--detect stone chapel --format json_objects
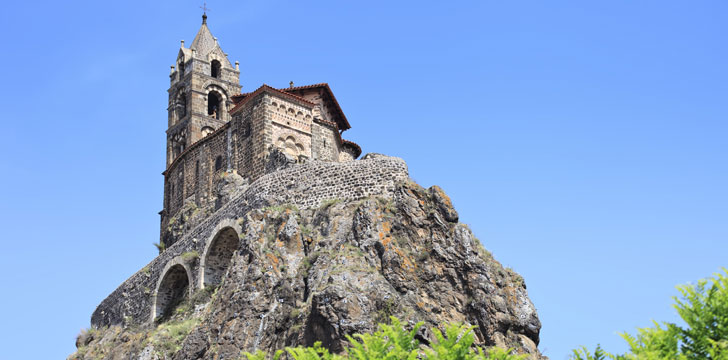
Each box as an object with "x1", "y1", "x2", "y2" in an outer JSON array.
[{"x1": 161, "y1": 13, "x2": 361, "y2": 248}]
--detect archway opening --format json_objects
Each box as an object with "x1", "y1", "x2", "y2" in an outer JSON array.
[
  {"x1": 211, "y1": 60, "x2": 221, "y2": 78},
  {"x1": 154, "y1": 264, "x2": 189, "y2": 320},
  {"x1": 208, "y1": 91, "x2": 222, "y2": 119},
  {"x1": 203, "y1": 227, "x2": 238, "y2": 287}
]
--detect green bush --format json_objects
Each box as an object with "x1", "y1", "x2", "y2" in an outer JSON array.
[
  {"x1": 572, "y1": 268, "x2": 728, "y2": 360},
  {"x1": 243, "y1": 317, "x2": 525, "y2": 360}
]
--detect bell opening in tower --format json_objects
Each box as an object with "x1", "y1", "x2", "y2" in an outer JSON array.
[{"x1": 207, "y1": 91, "x2": 222, "y2": 119}]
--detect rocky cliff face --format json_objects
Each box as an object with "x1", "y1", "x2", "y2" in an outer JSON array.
[{"x1": 71, "y1": 178, "x2": 543, "y2": 359}]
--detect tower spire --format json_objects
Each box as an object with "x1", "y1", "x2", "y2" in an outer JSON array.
[{"x1": 200, "y1": 2, "x2": 210, "y2": 24}]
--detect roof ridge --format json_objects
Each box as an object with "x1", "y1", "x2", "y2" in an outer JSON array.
[{"x1": 229, "y1": 84, "x2": 316, "y2": 114}]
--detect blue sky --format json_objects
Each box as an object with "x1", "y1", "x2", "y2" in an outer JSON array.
[{"x1": 0, "y1": 1, "x2": 726, "y2": 359}]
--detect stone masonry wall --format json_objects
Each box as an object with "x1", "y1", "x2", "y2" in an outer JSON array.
[
  {"x1": 270, "y1": 97, "x2": 315, "y2": 160},
  {"x1": 311, "y1": 121, "x2": 340, "y2": 162},
  {"x1": 162, "y1": 91, "x2": 353, "y2": 246},
  {"x1": 92, "y1": 155, "x2": 409, "y2": 328}
]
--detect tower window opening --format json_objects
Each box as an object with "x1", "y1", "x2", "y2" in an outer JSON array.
[
  {"x1": 208, "y1": 91, "x2": 222, "y2": 119},
  {"x1": 211, "y1": 60, "x2": 221, "y2": 78},
  {"x1": 178, "y1": 60, "x2": 185, "y2": 80}
]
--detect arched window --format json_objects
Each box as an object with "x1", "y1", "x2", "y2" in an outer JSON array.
[
  {"x1": 211, "y1": 60, "x2": 221, "y2": 78},
  {"x1": 154, "y1": 264, "x2": 189, "y2": 320},
  {"x1": 171, "y1": 132, "x2": 186, "y2": 159},
  {"x1": 202, "y1": 227, "x2": 238, "y2": 287},
  {"x1": 208, "y1": 91, "x2": 222, "y2": 119}
]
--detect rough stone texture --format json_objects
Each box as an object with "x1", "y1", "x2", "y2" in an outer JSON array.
[
  {"x1": 92, "y1": 155, "x2": 409, "y2": 327},
  {"x1": 264, "y1": 147, "x2": 297, "y2": 174},
  {"x1": 75, "y1": 168, "x2": 544, "y2": 359}
]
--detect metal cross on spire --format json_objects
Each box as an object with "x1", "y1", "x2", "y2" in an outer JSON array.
[{"x1": 200, "y1": 2, "x2": 210, "y2": 24}]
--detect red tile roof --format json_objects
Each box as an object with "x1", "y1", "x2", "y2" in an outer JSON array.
[
  {"x1": 229, "y1": 84, "x2": 315, "y2": 114},
  {"x1": 342, "y1": 139, "x2": 362, "y2": 158}
]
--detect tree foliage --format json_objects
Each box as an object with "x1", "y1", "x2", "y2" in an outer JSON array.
[
  {"x1": 572, "y1": 268, "x2": 728, "y2": 360},
  {"x1": 243, "y1": 317, "x2": 526, "y2": 360}
]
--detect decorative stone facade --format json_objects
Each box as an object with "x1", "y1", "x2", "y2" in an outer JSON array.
[{"x1": 166, "y1": 16, "x2": 242, "y2": 167}]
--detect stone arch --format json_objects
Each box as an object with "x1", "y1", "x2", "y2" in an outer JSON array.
[
  {"x1": 152, "y1": 260, "x2": 193, "y2": 321},
  {"x1": 277, "y1": 135, "x2": 305, "y2": 158},
  {"x1": 203, "y1": 82, "x2": 229, "y2": 95},
  {"x1": 204, "y1": 84, "x2": 228, "y2": 119},
  {"x1": 200, "y1": 220, "x2": 242, "y2": 288}
]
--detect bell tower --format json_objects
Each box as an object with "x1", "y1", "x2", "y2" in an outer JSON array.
[{"x1": 166, "y1": 13, "x2": 242, "y2": 167}]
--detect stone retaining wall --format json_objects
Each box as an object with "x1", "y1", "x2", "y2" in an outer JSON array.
[{"x1": 91, "y1": 155, "x2": 409, "y2": 327}]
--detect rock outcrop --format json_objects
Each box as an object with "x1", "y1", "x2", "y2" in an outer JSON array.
[{"x1": 71, "y1": 158, "x2": 543, "y2": 360}]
